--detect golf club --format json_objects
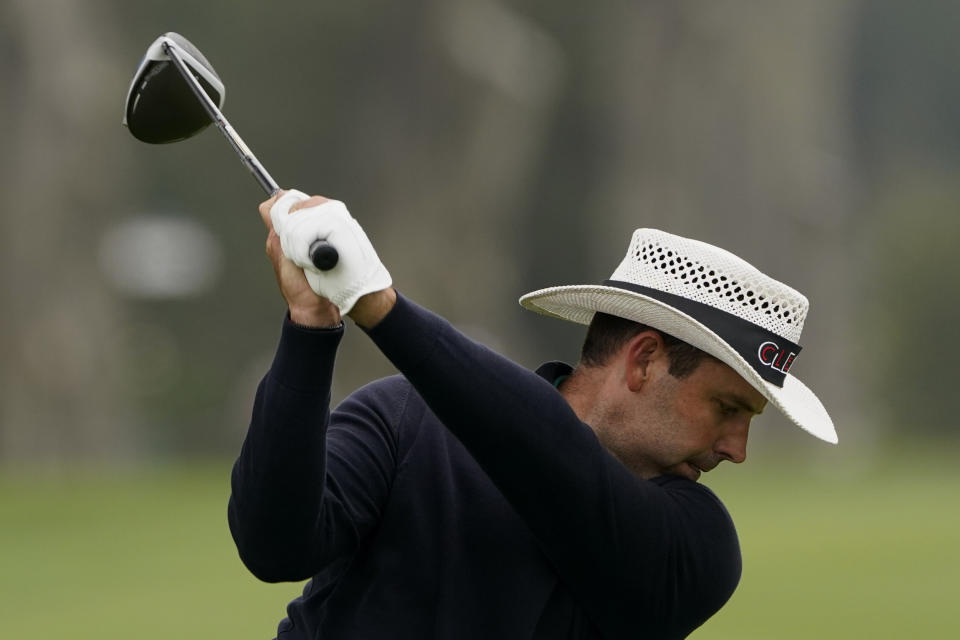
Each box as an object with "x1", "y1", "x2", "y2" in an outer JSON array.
[{"x1": 123, "y1": 32, "x2": 338, "y2": 271}]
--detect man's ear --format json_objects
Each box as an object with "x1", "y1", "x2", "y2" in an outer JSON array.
[{"x1": 624, "y1": 331, "x2": 665, "y2": 392}]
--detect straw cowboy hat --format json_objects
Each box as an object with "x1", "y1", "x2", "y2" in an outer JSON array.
[{"x1": 520, "y1": 228, "x2": 837, "y2": 444}]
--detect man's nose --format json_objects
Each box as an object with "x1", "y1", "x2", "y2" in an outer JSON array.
[{"x1": 716, "y1": 421, "x2": 749, "y2": 464}]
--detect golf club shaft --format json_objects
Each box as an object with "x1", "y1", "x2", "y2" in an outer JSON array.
[
  {"x1": 161, "y1": 40, "x2": 279, "y2": 196},
  {"x1": 160, "y1": 38, "x2": 339, "y2": 271}
]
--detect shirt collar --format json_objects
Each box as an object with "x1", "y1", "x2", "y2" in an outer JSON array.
[{"x1": 535, "y1": 361, "x2": 574, "y2": 387}]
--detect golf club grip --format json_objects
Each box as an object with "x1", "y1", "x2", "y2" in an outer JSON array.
[{"x1": 310, "y1": 239, "x2": 339, "y2": 271}]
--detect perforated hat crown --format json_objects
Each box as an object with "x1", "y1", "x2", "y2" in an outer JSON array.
[
  {"x1": 520, "y1": 228, "x2": 836, "y2": 444},
  {"x1": 615, "y1": 230, "x2": 808, "y2": 340}
]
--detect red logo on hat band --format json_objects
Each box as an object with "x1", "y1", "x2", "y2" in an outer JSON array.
[{"x1": 758, "y1": 341, "x2": 797, "y2": 375}]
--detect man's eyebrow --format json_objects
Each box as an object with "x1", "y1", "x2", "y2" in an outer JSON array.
[{"x1": 719, "y1": 392, "x2": 765, "y2": 415}]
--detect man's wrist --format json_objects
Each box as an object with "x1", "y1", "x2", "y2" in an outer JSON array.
[
  {"x1": 289, "y1": 304, "x2": 342, "y2": 329},
  {"x1": 348, "y1": 288, "x2": 397, "y2": 329}
]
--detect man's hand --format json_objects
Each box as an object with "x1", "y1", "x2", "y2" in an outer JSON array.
[
  {"x1": 260, "y1": 191, "x2": 342, "y2": 327},
  {"x1": 259, "y1": 191, "x2": 396, "y2": 328}
]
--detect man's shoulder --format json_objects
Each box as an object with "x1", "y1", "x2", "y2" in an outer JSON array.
[
  {"x1": 650, "y1": 475, "x2": 736, "y2": 525},
  {"x1": 338, "y1": 374, "x2": 416, "y2": 414},
  {"x1": 649, "y1": 475, "x2": 740, "y2": 562},
  {"x1": 334, "y1": 375, "x2": 435, "y2": 433},
  {"x1": 647, "y1": 475, "x2": 742, "y2": 619},
  {"x1": 651, "y1": 474, "x2": 727, "y2": 500},
  {"x1": 352, "y1": 373, "x2": 413, "y2": 398}
]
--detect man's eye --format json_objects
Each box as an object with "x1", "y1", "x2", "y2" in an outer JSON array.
[{"x1": 716, "y1": 401, "x2": 738, "y2": 417}]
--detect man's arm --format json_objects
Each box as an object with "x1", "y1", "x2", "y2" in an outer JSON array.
[
  {"x1": 227, "y1": 317, "x2": 403, "y2": 583},
  {"x1": 363, "y1": 294, "x2": 740, "y2": 638},
  {"x1": 227, "y1": 195, "x2": 398, "y2": 583},
  {"x1": 259, "y1": 191, "x2": 738, "y2": 634}
]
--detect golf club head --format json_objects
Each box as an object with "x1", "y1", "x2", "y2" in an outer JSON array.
[{"x1": 123, "y1": 32, "x2": 225, "y2": 144}]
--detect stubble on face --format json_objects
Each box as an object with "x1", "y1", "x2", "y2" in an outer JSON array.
[
  {"x1": 589, "y1": 370, "x2": 683, "y2": 479},
  {"x1": 591, "y1": 360, "x2": 760, "y2": 481}
]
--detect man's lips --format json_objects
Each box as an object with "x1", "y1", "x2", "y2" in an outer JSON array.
[
  {"x1": 664, "y1": 461, "x2": 717, "y2": 482},
  {"x1": 685, "y1": 461, "x2": 719, "y2": 481}
]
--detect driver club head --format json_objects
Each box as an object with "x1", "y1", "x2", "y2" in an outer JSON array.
[
  {"x1": 123, "y1": 32, "x2": 225, "y2": 144},
  {"x1": 123, "y1": 32, "x2": 339, "y2": 271}
]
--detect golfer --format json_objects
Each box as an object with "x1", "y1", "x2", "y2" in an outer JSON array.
[{"x1": 229, "y1": 190, "x2": 837, "y2": 639}]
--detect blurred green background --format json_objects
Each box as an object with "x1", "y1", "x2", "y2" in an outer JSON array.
[{"x1": 1, "y1": 0, "x2": 958, "y2": 637}]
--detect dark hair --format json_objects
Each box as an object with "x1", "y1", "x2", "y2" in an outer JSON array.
[{"x1": 579, "y1": 312, "x2": 708, "y2": 378}]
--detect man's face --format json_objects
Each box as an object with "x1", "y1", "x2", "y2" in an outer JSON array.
[{"x1": 597, "y1": 355, "x2": 767, "y2": 481}]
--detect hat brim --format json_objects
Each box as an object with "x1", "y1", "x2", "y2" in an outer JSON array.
[{"x1": 520, "y1": 285, "x2": 837, "y2": 444}]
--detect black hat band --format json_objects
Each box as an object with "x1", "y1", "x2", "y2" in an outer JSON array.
[{"x1": 604, "y1": 280, "x2": 802, "y2": 387}]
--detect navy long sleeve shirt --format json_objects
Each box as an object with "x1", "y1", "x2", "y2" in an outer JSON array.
[{"x1": 228, "y1": 294, "x2": 741, "y2": 639}]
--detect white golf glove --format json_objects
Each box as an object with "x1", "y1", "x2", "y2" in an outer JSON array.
[{"x1": 270, "y1": 189, "x2": 392, "y2": 315}]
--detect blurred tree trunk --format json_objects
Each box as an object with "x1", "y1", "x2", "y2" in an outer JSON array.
[
  {"x1": 371, "y1": 0, "x2": 565, "y2": 328},
  {"x1": 608, "y1": 1, "x2": 862, "y2": 444},
  {"x1": 521, "y1": 1, "x2": 863, "y2": 444},
  {"x1": 0, "y1": 0, "x2": 871, "y2": 461},
  {"x1": 0, "y1": 0, "x2": 135, "y2": 464}
]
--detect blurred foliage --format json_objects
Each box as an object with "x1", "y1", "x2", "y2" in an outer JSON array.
[
  {"x1": 2, "y1": 1, "x2": 959, "y2": 637},
  {"x1": 851, "y1": 0, "x2": 960, "y2": 176},
  {"x1": 0, "y1": 0, "x2": 954, "y2": 455},
  {"x1": 861, "y1": 179, "x2": 960, "y2": 434},
  {"x1": 850, "y1": 0, "x2": 960, "y2": 435}
]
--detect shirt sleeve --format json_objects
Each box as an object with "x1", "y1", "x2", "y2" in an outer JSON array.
[
  {"x1": 364, "y1": 294, "x2": 741, "y2": 638},
  {"x1": 227, "y1": 315, "x2": 405, "y2": 583}
]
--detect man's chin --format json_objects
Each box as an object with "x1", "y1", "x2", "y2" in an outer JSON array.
[{"x1": 663, "y1": 462, "x2": 702, "y2": 482}]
